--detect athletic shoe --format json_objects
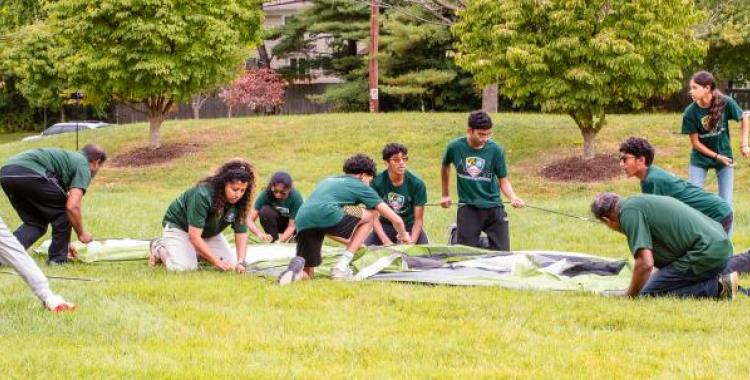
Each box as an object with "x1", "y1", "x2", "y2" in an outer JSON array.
[
  {"x1": 277, "y1": 257, "x2": 305, "y2": 286},
  {"x1": 330, "y1": 267, "x2": 353, "y2": 281},
  {"x1": 149, "y1": 238, "x2": 166, "y2": 268},
  {"x1": 45, "y1": 295, "x2": 75, "y2": 313},
  {"x1": 719, "y1": 272, "x2": 738, "y2": 300}
]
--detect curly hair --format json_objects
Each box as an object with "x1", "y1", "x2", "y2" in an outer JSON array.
[
  {"x1": 692, "y1": 71, "x2": 726, "y2": 132},
  {"x1": 619, "y1": 137, "x2": 654, "y2": 166},
  {"x1": 468, "y1": 110, "x2": 493, "y2": 130},
  {"x1": 265, "y1": 171, "x2": 293, "y2": 199},
  {"x1": 382, "y1": 143, "x2": 408, "y2": 161},
  {"x1": 343, "y1": 154, "x2": 377, "y2": 177},
  {"x1": 591, "y1": 192, "x2": 621, "y2": 221},
  {"x1": 198, "y1": 159, "x2": 256, "y2": 222}
]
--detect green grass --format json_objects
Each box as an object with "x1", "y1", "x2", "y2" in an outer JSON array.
[{"x1": 1, "y1": 113, "x2": 748, "y2": 378}]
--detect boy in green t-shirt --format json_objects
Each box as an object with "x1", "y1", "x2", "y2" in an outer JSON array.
[
  {"x1": 440, "y1": 110, "x2": 524, "y2": 251},
  {"x1": 365, "y1": 143, "x2": 428, "y2": 246},
  {"x1": 591, "y1": 192, "x2": 738, "y2": 299},
  {"x1": 277, "y1": 154, "x2": 411, "y2": 284}
]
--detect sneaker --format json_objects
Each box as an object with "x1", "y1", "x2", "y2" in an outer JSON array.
[
  {"x1": 719, "y1": 272, "x2": 738, "y2": 300},
  {"x1": 149, "y1": 238, "x2": 166, "y2": 268},
  {"x1": 330, "y1": 267, "x2": 353, "y2": 281},
  {"x1": 45, "y1": 295, "x2": 75, "y2": 313},
  {"x1": 277, "y1": 257, "x2": 305, "y2": 286}
]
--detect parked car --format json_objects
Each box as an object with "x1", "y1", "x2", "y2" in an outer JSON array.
[{"x1": 21, "y1": 121, "x2": 112, "y2": 142}]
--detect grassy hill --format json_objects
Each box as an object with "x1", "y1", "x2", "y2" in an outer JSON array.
[{"x1": 0, "y1": 113, "x2": 748, "y2": 377}]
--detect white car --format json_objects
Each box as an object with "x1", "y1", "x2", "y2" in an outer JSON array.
[{"x1": 22, "y1": 121, "x2": 112, "y2": 142}]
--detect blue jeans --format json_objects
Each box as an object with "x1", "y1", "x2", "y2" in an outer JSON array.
[
  {"x1": 688, "y1": 164, "x2": 734, "y2": 208},
  {"x1": 640, "y1": 262, "x2": 725, "y2": 298}
]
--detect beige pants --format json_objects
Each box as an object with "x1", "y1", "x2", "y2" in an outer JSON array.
[{"x1": 162, "y1": 226, "x2": 236, "y2": 271}]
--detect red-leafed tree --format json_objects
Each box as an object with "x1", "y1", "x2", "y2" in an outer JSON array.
[{"x1": 219, "y1": 68, "x2": 287, "y2": 117}]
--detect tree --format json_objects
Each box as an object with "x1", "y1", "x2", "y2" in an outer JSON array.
[
  {"x1": 453, "y1": 0, "x2": 706, "y2": 159},
  {"x1": 219, "y1": 68, "x2": 287, "y2": 117},
  {"x1": 697, "y1": 0, "x2": 750, "y2": 83},
  {"x1": 47, "y1": 0, "x2": 264, "y2": 149}
]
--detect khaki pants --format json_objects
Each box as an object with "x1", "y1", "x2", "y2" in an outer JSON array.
[
  {"x1": 162, "y1": 226, "x2": 236, "y2": 271},
  {"x1": 0, "y1": 216, "x2": 55, "y2": 304}
]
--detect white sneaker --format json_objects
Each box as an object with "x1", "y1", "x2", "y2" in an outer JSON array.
[
  {"x1": 44, "y1": 295, "x2": 75, "y2": 313},
  {"x1": 330, "y1": 267, "x2": 353, "y2": 281}
]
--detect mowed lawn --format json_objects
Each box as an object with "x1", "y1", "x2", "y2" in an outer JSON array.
[{"x1": 1, "y1": 113, "x2": 748, "y2": 378}]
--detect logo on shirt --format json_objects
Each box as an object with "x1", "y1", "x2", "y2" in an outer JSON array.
[
  {"x1": 275, "y1": 206, "x2": 290, "y2": 217},
  {"x1": 465, "y1": 157, "x2": 486, "y2": 178},
  {"x1": 387, "y1": 192, "x2": 406, "y2": 212},
  {"x1": 699, "y1": 114, "x2": 725, "y2": 138},
  {"x1": 224, "y1": 209, "x2": 236, "y2": 223}
]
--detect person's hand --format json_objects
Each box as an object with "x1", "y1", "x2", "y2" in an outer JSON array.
[
  {"x1": 78, "y1": 231, "x2": 94, "y2": 244},
  {"x1": 716, "y1": 154, "x2": 734, "y2": 167},
  {"x1": 440, "y1": 196, "x2": 452, "y2": 208},
  {"x1": 259, "y1": 233, "x2": 273, "y2": 243},
  {"x1": 396, "y1": 231, "x2": 411, "y2": 244},
  {"x1": 235, "y1": 262, "x2": 246, "y2": 273},
  {"x1": 67, "y1": 243, "x2": 78, "y2": 261},
  {"x1": 382, "y1": 239, "x2": 394, "y2": 247},
  {"x1": 509, "y1": 196, "x2": 525, "y2": 208},
  {"x1": 217, "y1": 260, "x2": 234, "y2": 272},
  {"x1": 741, "y1": 145, "x2": 750, "y2": 159}
]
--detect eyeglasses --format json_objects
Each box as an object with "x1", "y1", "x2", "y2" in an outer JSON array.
[
  {"x1": 272, "y1": 188, "x2": 290, "y2": 195},
  {"x1": 389, "y1": 156, "x2": 408, "y2": 163},
  {"x1": 619, "y1": 154, "x2": 635, "y2": 162}
]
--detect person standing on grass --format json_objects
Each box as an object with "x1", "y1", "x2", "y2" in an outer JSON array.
[
  {"x1": 682, "y1": 70, "x2": 749, "y2": 207},
  {"x1": 0, "y1": 216, "x2": 74, "y2": 312},
  {"x1": 0, "y1": 144, "x2": 106, "y2": 265},
  {"x1": 246, "y1": 171, "x2": 304, "y2": 243},
  {"x1": 591, "y1": 192, "x2": 739, "y2": 299},
  {"x1": 365, "y1": 143, "x2": 428, "y2": 246},
  {"x1": 440, "y1": 110, "x2": 524, "y2": 251},
  {"x1": 276, "y1": 154, "x2": 411, "y2": 285},
  {"x1": 149, "y1": 159, "x2": 255, "y2": 272}
]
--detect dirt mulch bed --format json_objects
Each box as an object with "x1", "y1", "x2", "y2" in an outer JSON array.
[
  {"x1": 109, "y1": 143, "x2": 203, "y2": 168},
  {"x1": 539, "y1": 154, "x2": 621, "y2": 182}
]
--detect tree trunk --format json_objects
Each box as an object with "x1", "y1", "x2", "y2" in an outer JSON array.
[
  {"x1": 191, "y1": 104, "x2": 200, "y2": 119},
  {"x1": 148, "y1": 115, "x2": 163, "y2": 150},
  {"x1": 582, "y1": 128, "x2": 598, "y2": 160},
  {"x1": 257, "y1": 44, "x2": 272, "y2": 69},
  {"x1": 60, "y1": 107, "x2": 66, "y2": 122},
  {"x1": 481, "y1": 83, "x2": 498, "y2": 113}
]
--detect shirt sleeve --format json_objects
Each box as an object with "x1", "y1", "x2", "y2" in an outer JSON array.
[
  {"x1": 619, "y1": 208, "x2": 653, "y2": 257},
  {"x1": 414, "y1": 179, "x2": 427, "y2": 206},
  {"x1": 253, "y1": 191, "x2": 267, "y2": 211},
  {"x1": 358, "y1": 182, "x2": 386, "y2": 209},
  {"x1": 232, "y1": 215, "x2": 249, "y2": 234},
  {"x1": 69, "y1": 164, "x2": 92, "y2": 191},
  {"x1": 494, "y1": 146, "x2": 508, "y2": 179},
  {"x1": 289, "y1": 190, "x2": 304, "y2": 219},
  {"x1": 441, "y1": 143, "x2": 454, "y2": 167},
  {"x1": 186, "y1": 189, "x2": 212, "y2": 229},
  {"x1": 681, "y1": 110, "x2": 700, "y2": 134},
  {"x1": 725, "y1": 96, "x2": 743, "y2": 121}
]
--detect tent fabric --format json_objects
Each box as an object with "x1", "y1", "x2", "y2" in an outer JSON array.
[{"x1": 33, "y1": 239, "x2": 632, "y2": 294}]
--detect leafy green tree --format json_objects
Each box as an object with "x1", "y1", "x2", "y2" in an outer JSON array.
[
  {"x1": 697, "y1": 0, "x2": 750, "y2": 83},
  {"x1": 453, "y1": 0, "x2": 706, "y2": 159},
  {"x1": 46, "y1": 0, "x2": 264, "y2": 149}
]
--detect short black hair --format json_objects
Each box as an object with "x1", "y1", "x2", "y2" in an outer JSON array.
[
  {"x1": 468, "y1": 110, "x2": 492, "y2": 130},
  {"x1": 343, "y1": 154, "x2": 377, "y2": 177},
  {"x1": 619, "y1": 137, "x2": 654, "y2": 166},
  {"x1": 382, "y1": 143, "x2": 408, "y2": 161},
  {"x1": 81, "y1": 144, "x2": 107, "y2": 164}
]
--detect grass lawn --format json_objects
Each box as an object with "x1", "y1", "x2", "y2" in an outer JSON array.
[{"x1": 1, "y1": 113, "x2": 748, "y2": 378}]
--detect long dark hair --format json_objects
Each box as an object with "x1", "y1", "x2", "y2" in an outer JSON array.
[
  {"x1": 692, "y1": 71, "x2": 725, "y2": 131},
  {"x1": 265, "y1": 171, "x2": 293, "y2": 199},
  {"x1": 198, "y1": 159, "x2": 256, "y2": 221}
]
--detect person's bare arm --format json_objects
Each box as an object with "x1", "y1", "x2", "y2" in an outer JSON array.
[
  {"x1": 740, "y1": 113, "x2": 749, "y2": 158},
  {"x1": 440, "y1": 165, "x2": 452, "y2": 208},
  {"x1": 627, "y1": 249, "x2": 655, "y2": 297},
  {"x1": 66, "y1": 188, "x2": 92, "y2": 243},
  {"x1": 246, "y1": 209, "x2": 272, "y2": 242},
  {"x1": 689, "y1": 133, "x2": 733, "y2": 166},
  {"x1": 188, "y1": 226, "x2": 233, "y2": 271},
  {"x1": 278, "y1": 219, "x2": 296, "y2": 243},
  {"x1": 375, "y1": 203, "x2": 410, "y2": 243},
  {"x1": 410, "y1": 206, "x2": 425, "y2": 244},
  {"x1": 234, "y1": 232, "x2": 248, "y2": 273},
  {"x1": 499, "y1": 178, "x2": 524, "y2": 208}
]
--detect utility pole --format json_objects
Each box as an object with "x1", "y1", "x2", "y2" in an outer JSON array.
[{"x1": 368, "y1": 0, "x2": 379, "y2": 113}]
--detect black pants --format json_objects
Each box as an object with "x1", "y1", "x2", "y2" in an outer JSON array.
[
  {"x1": 0, "y1": 165, "x2": 70, "y2": 263},
  {"x1": 364, "y1": 221, "x2": 429, "y2": 246},
  {"x1": 296, "y1": 215, "x2": 360, "y2": 267},
  {"x1": 259, "y1": 205, "x2": 292, "y2": 242},
  {"x1": 456, "y1": 205, "x2": 509, "y2": 251}
]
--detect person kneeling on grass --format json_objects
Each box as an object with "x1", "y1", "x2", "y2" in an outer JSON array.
[
  {"x1": 276, "y1": 154, "x2": 411, "y2": 285},
  {"x1": 591, "y1": 192, "x2": 739, "y2": 299},
  {"x1": 365, "y1": 143, "x2": 428, "y2": 246},
  {"x1": 246, "y1": 171, "x2": 304, "y2": 243},
  {"x1": 0, "y1": 216, "x2": 74, "y2": 312},
  {"x1": 149, "y1": 160, "x2": 255, "y2": 272}
]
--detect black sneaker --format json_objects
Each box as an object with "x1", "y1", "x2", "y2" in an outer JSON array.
[{"x1": 277, "y1": 257, "x2": 305, "y2": 286}]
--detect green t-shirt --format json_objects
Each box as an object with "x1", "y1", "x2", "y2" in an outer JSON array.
[
  {"x1": 371, "y1": 169, "x2": 427, "y2": 226},
  {"x1": 441, "y1": 137, "x2": 507, "y2": 209},
  {"x1": 681, "y1": 95, "x2": 744, "y2": 169},
  {"x1": 162, "y1": 184, "x2": 249, "y2": 238},
  {"x1": 618, "y1": 195, "x2": 731, "y2": 275},
  {"x1": 253, "y1": 188, "x2": 304, "y2": 219},
  {"x1": 295, "y1": 175, "x2": 383, "y2": 232},
  {"x1": 3, "y1": 148, "x2": 92, "y2": 192},
  {"x1": 641, "y1": 165, "x2": 732, "y2": 223}
]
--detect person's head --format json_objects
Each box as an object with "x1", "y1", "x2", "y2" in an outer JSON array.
[
  {"x1": 382, "y1": 143, "x2": 408, "y2": 176},
  {"x1": 466, "y1": 110, "x2": 493, "y2": 148},
  {"x1": 343, "y1": 153, "x2": 377, "y2": 185},
  {"x1": 689, "y1": 70, "x2": 725, "y2": 131},
  {"x1": 618, "y1": 137, "x2": 653, "y2": 178},
  {"x1": 591, "y1": 192, "x2": 621, "y2": 231},
  {"x1": 266, "y1": 171, "x2": 293, "y2": 201},
  {"x1": 200, "y1": 159, "x2": 256, "y2": 221},
  {"x1": 81, "y1": 144, "x2": 107, "y2": 177}
]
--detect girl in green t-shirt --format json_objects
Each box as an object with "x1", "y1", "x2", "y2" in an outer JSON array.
[
  {"x1": 682, "y1": 70, "x2": 749, "y2": 208},
  {"x1": 150, "y1": 159, "x2": 256, "y2": 272},
  {"x1": 247, "y1": 171, "x2": 303, "y2": 243}
]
